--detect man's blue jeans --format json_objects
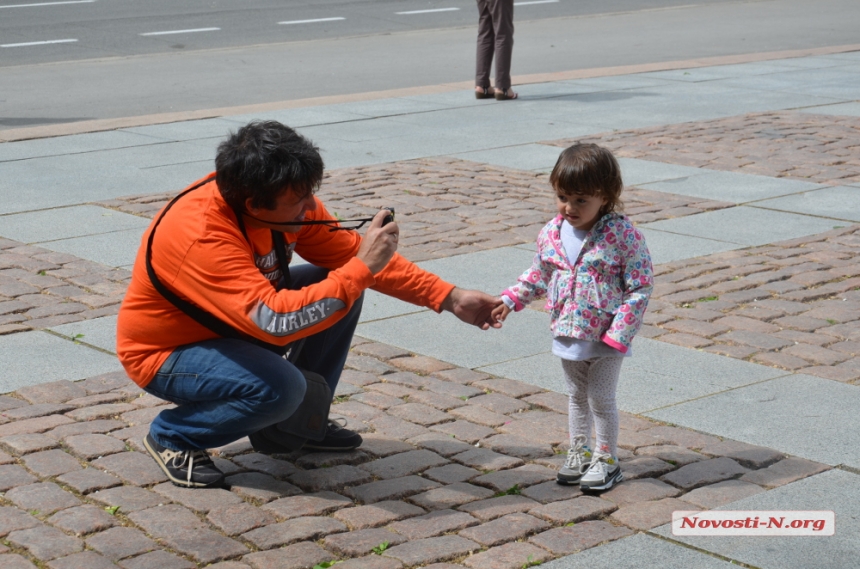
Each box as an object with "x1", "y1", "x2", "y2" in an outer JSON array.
[{"x1": 143, "y1": 265, "x2": 363, "y2": 451}]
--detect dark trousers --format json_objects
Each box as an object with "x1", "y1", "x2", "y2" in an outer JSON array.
[
  {"x1": 475, "y1": 0, "x2": 515, "y2": 90},
  {"x1": 144, "y1": 264, "x2": 363, "y2": 451}
]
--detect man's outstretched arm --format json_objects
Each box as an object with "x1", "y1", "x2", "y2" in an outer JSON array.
[{"x1": 441, "y1": 288, "x2": 504, "y2": 330}]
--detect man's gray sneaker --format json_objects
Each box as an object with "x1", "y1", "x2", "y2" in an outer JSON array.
[
  {"x1": 557, "y1": 434, "x2": 592, "y2": 485},
  {"x1": 580, "y1": 452, "x2": 622, "y2": 492},
  {"x1": 144, "y1": 433, "x2": 225, "y2": 488}
]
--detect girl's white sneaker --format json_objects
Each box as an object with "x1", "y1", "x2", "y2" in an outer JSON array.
[
  {"x1": 557, "y1": 434, "x2": 592, "y2": 485},
  {"x1": 580, "y1": 452, "x2": 623, "y2": 492}
]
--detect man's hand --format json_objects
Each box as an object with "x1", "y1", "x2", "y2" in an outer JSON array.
[
  {"x1": 356, "y1": 209, "x2": 399, "y2": 274},
  {"x1": 441, "y1": 288, "x2": 504, "y2": 330}
]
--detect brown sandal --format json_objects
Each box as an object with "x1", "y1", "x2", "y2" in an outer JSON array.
[
  {"x1": 475, "y1": 86, "x2": 494, "y2": 100},
  {"x1": 495, "y1": 88, "x2": 519, "y2": 101}
]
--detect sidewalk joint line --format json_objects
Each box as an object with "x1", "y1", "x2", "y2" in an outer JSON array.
[{"x1": 645, "y1": 530, "x2": 766, "y2": 569}]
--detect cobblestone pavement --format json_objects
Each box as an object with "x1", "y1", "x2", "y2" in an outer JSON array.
[
  {"x1": 0, "y1": 115, "x2": 857, "y2": 567},
  {"x1": 548, "y1": 111, "x2": 860, "y2": 186},
  {"x1": 0, "y1": 345, "x2": 830, "y2": 569}
]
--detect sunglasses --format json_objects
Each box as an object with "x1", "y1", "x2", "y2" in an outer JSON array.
[{"x1": 243, "y1": 208, "x2": 395, "y2": 232}]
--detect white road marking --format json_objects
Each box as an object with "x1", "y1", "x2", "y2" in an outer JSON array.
[
  {"x1": 279, "y1": 17, "x2": 346, "y2": 25},
  {"x1": 140, "y1": 27, "x2": 221, "y2": 37},
  {"x1": 0, "y1": 0, "x2": 94, "y2": 8},
  {"x1": 1, "y1": 38, "x2": 77, "y2": 47},
  {"x1": 514, "y1": 0, "x2": 559, "y2": 5},
  {"x1": 396, "y1": 7, "x2": 459, "y2": 15}
]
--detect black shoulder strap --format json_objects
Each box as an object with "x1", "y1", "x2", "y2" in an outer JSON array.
[{"x1": 145, "y1": 177, "x2": 289, "y2": 355}]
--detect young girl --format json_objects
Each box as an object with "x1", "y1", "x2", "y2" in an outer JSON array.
[{"x1": 492, "y1": 143, "x2": 652, "y2": 492}]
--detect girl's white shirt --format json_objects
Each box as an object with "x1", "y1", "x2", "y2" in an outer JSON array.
[{"x1": 553, "y1": 220, "x2": 628, "y2": 361}]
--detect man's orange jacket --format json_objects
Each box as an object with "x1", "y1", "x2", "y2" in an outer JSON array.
[{"x1": 117, "y1": 175, "x2": 454, "y2": 388}]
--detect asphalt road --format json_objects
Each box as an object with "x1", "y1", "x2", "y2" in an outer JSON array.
[
  {"x1": 1, "y1": 0, "x2": 750, "y2": 67},
  {"x1": 0, "y1": 0, "x2": 858, "y2": 129}
]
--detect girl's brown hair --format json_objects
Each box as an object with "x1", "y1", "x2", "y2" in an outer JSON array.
[{"x1": 549, "y1": 143, "x2": 624, "y2": 215}]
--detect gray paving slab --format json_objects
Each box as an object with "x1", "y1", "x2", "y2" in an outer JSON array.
[
  {"x1": 653, "y1": 469, "x2": 860, "y2": 569},
  {"x1": 720, "y1": 67, "x2": 860, "y2": 100},
  {"x1": 50, "y1": 316, "x2": 118, "y2": 355},
  {"x1": 359, "y1": 290, "x2": 426, "y2": 324},
  {"x1": 512, "y1": 80, "x2": 610, "y2": 99},
  {"x1": 566, "y1": 75, "x2": 677, "y2": 92},
  {"x1": 417, "y1": 246, "x2": 538, "y2": 295},
  {"x1": 0, "y1": 331, "x2": 122, "y2": 394},
  {"x1": 750, "y1": 186, "x2": 860, "y2": 222},
  {"x1": 0, "y1": 130, "x2": 163, "y2": 163},
  {"x1": 617, "y1": 158, "x2": 707, "y2": 187},
  {"x1": 477, "y1": 350, "x2": 564, "y2": 394},
  {"x1": 647, "y1": 374, "x2": 860, "y2": 469},
  {"x1": 121, "y1": 118, "x2": 245, "y2": 142},
  {"x1": 767, "y1": 55, "x2": 856, "y2": 69},
  {"x1": 356, "y1": 307, "x2": 552, "y2": 369},
  {"x1": 325, "y1": 97, "x2": 454, "y2": 118},
  {"x1": 639, "y1": 227, "x2": 739, "y2": 266},
  {"x1": 797, "y1": 101, "x2": 860, "y2": 116},
  {"x1": 401, "y1": 89, "x2": 513, "y2": 108},
  {"x1": 38, "y1": 228, "x2": 144, "y2": 268},
  {"x1": 300, "y1": 117, "x2": 419, "y2": 143},
  {"x1": 640, "y1": 62, "x2": 794, "y2": 83},
  {"x1": 641, "y1": 207, "x2": 838, "y2": 247},
  {"x1": 0, "y1": 206, "x2": 149, "y2": 244},
  {"x1": 229, "y1": 106, "x2": 368, "y2": 128},
  {"x1": 452, "y1": 143, "x2": 562, "y2": 172},
  {"x1": 638, "y1": 168, "x2": 823, "y2": 204},
  {"x1": 541, "y1": 532, "x2": 735, "y2": 569}
]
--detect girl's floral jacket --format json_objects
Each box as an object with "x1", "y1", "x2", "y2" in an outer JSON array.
[{"x1": 502, "y1": 212, "x2": 653, "y2": 354}]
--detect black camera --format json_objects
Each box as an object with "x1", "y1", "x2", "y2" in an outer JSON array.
[{"x1": 382, "y1": 207, "x2": 395, "y2": 226}]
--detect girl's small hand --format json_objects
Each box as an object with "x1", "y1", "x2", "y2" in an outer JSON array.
[{"x1": 491, "y1": 304, "x2": 512, "y2": 323}]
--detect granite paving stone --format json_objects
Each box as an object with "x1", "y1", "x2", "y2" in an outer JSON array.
[
  {"x1": 633, "y1": 444, "x2": 706, "y2": 466},
  {"x1": 0, "y1": 556, "x2": 38, "y2": 569},
  {"x1": 598, "y1": 478, "x2": 681, "y2": 506},
  {"x1": 472, "y1": 464, "x2": 557, "y2": 491},
  {"x1": 482, "y1": 433, "x2": 555, "y2": 459},
  {"x1": 243, "y1": 541, "x2": 336, "y2": 569},
  {"x1": 386, "y1": 403, "x2": 451, "y2": 426},
  {"x1": 224, "y1": 472, "x2": 302, "y2": 502},
  {"x1": 359, "y1": 449, "x2": 448, "y2": 479},
  {"x1": 409, "y1": 433, "x2": 474, "y2": 457},
  {"x1": 387, "y1": 509, "x2": 478, "y2": 539},
  {"x1": 620, "y1": 456, "x2": 677, "y2": 480},
  {"x1": 323, "y1": 527, "x2": 406, "y2": 556},
  {"x1": 333, "y1": 500, "x2": 427, "y2": 530},
  {"x1": 117, "y1": 550, "x2": 195, "y2": 569},
  {"x1": 5, "y1": 482, "x2": 81, "y2": 515},
  {"x1": 0, "y1": 464, "x2": 38, "y2": 491},
  {"x1": 458, "y1": 512, "x2": 550, "y2": 546},
  {"x1": 151, "y1": 483, "x2": 243, "y2": 513},
  {"x1": 382, "y1": 535, "x2": 479, "y2": 566},
  {"x1": 128, "y1": 505, "x2": 248, "y2": 562},
  {"x1": 6, "y1": 526, "x2": 83, "y2": 561},
  {"x1": 521, "y1": 480, "x2": 584, "y2": 504},
  {"x1": 696, "y1": 439, "x2": 784, "y2": 468},
  {"x1": 0, "y1": 507, "x2": 41, "y2": 537},
  {"x1": 611, "y1": 497, "x2": 701, "y2": 530},
  {"x1": 206, "y1": 503, "x2": 276, "y2": 536},
  {"x1": 45, "y1": 550, "x2": 123, "y2": 569},
  {"x1": 335, "y1": 556, "x2": 403, "y2": 569},
  {"x1": 660, "y1": 456, "x2": 750, "y2": 489},
  {"x1": 46, "y1": 505, "x2": 118, "y2": 536},
  {"x1": 0, "y1": 433, "x2": 59, "y2": 454},
  {"x1": 530, "y1": 495, "x2": 618, "y2": 524},
  {"x1": 0, "y1": 415, "x2": 74, "y2": 437},
  {"x1": 230, "y1": 453, "x2": 297, "y2": 478},
  {"x1": 241, "y1": 516, "x2": 346, "y2": 550},
  {"x1": 408, "y1": 481, "x2": 495, "y2": 510},
  {"x1": 262, "y1": 491, "x2": 353, "y2": 520},
  {"x1": 63, "y1": 434, "x2": 127, "y2": 460},
  {"x1": 85, "y1": 527, "x2": 158, "y2": 560},
  {"x1": 349, "y1": 436, "x2": 413, "y2": 458},
  {"x1": 88, "y1": 487, "x2": 166, "y2": 513},
  {"x1": 450, "y1": 447, "x2": 524, "y2": 471},
  {"x1": 739, "y1": 457, "x2": 830, "y2": 488},
  {"x1": 528, "y1": 521, "x2": 633, "y2": 555},
  {"x1": 90, "y1": 452, "x2": 168, "y2": 486},
  {"x1": 47, "y1": 419, "x2": 125, "y2": 440},
  {"x1": 289, "y1": 464, "x2": 374, "y2": 492},
  {"x1": 22, "y1": 449, "x2": 82, "y2": 477},
  {"x1": 345, "y1": 475, "x2": 441, "y2": 504},
  {"x1": 679, "y1": 479, "x2": 766, "y2": 509},
  {"x1": 462, "y1": 542, "x2": 550, "y2": 569},
  {"x1": 422, "y1": 463, "x2": 481, "y2": 484}
]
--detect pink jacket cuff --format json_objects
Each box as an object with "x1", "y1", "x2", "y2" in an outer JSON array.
[
  {"x1": 601, "y1": 334, "x2": 628, "y2": 354},
  {"x1": 501, "y1": 291, "x2": 524, "y2": 312}
]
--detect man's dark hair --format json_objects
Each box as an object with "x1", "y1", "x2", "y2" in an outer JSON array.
[{"x1": 215, "y1": 121, "x2": 324, "y2": 212}]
